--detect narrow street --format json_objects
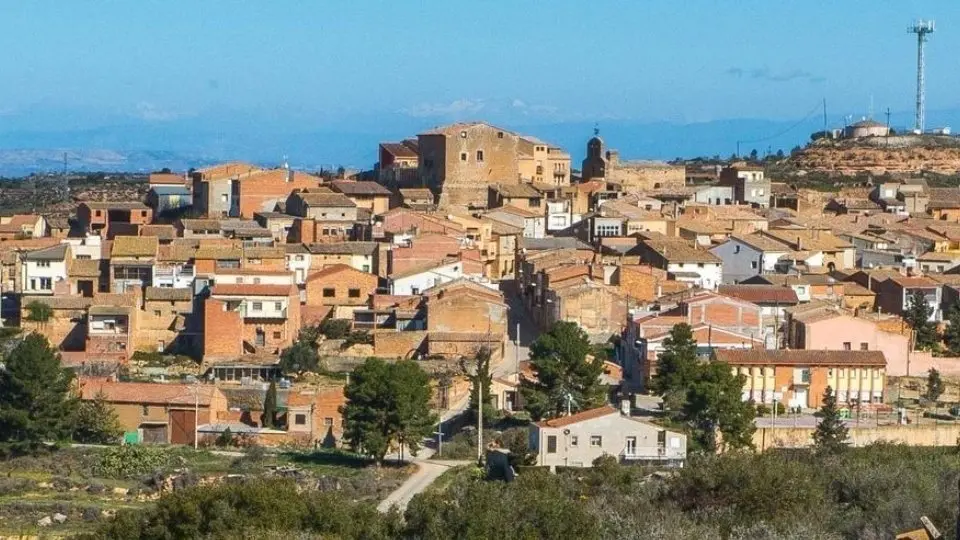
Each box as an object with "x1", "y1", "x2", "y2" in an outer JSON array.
[
  {"x1": 376, "y1": 458, "x2": 469, "y2": 513},
  {"x1": 497, "y1": 279, "x2": 537, "y2": 378}
]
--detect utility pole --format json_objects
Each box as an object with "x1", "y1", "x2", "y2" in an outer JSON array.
[
  {"x1": 515, "y1": 321, "x2": 521, "y2": 378},
  {"x1": 476, "y1": 378, "x2": 483, "y2": 465},
  {"x1": 193, "y1": 384, "x2": 199, "y2": 450}
]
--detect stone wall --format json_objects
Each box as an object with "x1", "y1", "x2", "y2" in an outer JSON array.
[{"x1": 754, "y1": 423, "x2": 960, "y2": 451}]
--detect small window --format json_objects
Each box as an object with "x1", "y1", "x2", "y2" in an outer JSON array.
[
  {"x1": 324, "y1": 417, "x2": 334, "y2": 426},
  {"x1": 294, "y1": 414, "x2": 307, "y2": 425},
  {"x1": 843, "y1": 342, "x2": 851, "y2": 351},
  {"x1": 95, "y1": 210, "x2": 102, "y2": 217},
  {"x1": 236, "y1": 277, "x2": 244, "y2": 284},
  {"x1": 570, "y1": 435, "x2": 578, "y2": 447},
  {"x1": 252, "y1": 302, "x2": 262, "y2": 311},
  {"x1": 460, "y1": 152, "x2": 468, "y2": 161},
  {"x1": 590, "y1": 435, "x2": 602, "y2": 447},
  {"x1": 697, "y1": 263, "x2": 705, "y2": 268},
  {"x1": 547, "y1": 435, "x2": 557, "y2": 453},
  {"x1": 860, "y1": 343, "x2": 869, "y2": 351},
  {"x1": 497, "y1": 131, "x2": 504, "y2": 139},
  {"x1": 323, "y1": 288, "x2": 335, "y2": 298},
  {"x1": 828, "y1": 368, "x2": 834, "y2": 377},
  {"x1": 37, "y1": 260, "x2": 50, "y2": 268},
  {"x1": 221, "y1": 194, "x2": 228, "y2": 203},
  {"x1": 142, "y1": 405, "x2": 149, "y2": 416},
  {"x1": 362, "y1": 265, "x2": 371, "y2": 273},
  {"x1": 476, "y1": 150, "x2": 484, "y2": 162},
  {"x1": 734, "y1": 245, "x2": 741, "y2": 254},
  {"x1": 348, "y1": 288, "x2": 361, "y2": 298},
  {"x1": 153, "y1": 310, "x2": 162, "y2": 317},
  {"x1": 750, "y1": 261, "x2": 758, "y2": 269},
  {"x1": 274, "y1": 302, "x2": 282, "y2": 311},
  {"x1": 273, "y1": 331, "x2": 281, "y2": 339},
  {"x1": 295, "y1": 255, "x2": 304, "y2": 261},
  {"x1": 411, "y1": 287, "x2": 420, "y2": 295},
  {"x1": 253, "y1": 277, "x2": 261, "y2": 284},
  {"x1": 141, "y1": 211, "x2": 147, "y2": 217}
]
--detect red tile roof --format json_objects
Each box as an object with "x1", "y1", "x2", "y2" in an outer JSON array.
[
  {"x1": 714, "y1": 349, "x2": 886, "y2": 367},
  {"x1": 718, "y1": 285, "x2": 800, "y2": 305},
  {"x1": 80, "y1": 380, "x2": 223, "y2": 406},
  {"x1": 535, "y1": 405, "x2": 619, "y2": 428}
]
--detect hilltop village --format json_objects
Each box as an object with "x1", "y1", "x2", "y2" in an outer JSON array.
[{"x1": 4, "y1": 121, "x2": 960, "y2": 536}]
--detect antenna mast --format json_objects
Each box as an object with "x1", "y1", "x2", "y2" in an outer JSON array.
[{"x1": 908, "y1": 19, "x2": 935, "y2": 134}]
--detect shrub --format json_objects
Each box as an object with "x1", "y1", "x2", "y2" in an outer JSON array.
[
  {"x1": 343, "y1": 330, "x2": 373, "y2": 348},
  {"x1": 24, "y1": 301, "x2": 52, "y2": 323},
  {"x1": 756, "y1": 404, "x2": 771, "y2": 416},
  {"x1": 319, "y1": 319, "x2": 352, "y2": 340},
  {"x1": 94, "y1": 445, "x2": 170, "y2": 478}
]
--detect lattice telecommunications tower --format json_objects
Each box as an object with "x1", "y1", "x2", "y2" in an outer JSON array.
[{"x1": 908, "y1": 20, "x2": 935, "y2": 134}]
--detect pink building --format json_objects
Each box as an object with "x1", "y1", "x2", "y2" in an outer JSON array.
[{"x1": 786, "y1": 307, "x2": 910, "y2": 375}]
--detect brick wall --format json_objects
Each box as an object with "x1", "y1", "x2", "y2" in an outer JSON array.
[
  {"x1": 203, "y1": 298, "x2": 243, "y2": 359},
  {"x1": 427, "y1": 295, "x2": 508, "y2": 335},
  {"x1": 304, "y1": 267, "x2": 378, "y2": 307},
  {"x1": 237, "y1": 172, "x2": 318, "y2": 218},
  {"x1": 389, "y1": 234, "x2": 461, "y2": 274}
]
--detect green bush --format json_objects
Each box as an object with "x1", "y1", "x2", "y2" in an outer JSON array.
[
  {"x1": 320, "y1": 319, "x2": 352, "y2": 340},
  {"x1": 755, "y1": 403, "x2": 771, "y2": 416},
  {"x1": 94, "y1": 445, "x2": 170, "y2": 478}
]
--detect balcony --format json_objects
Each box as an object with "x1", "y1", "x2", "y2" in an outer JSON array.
[{"x1": 239, "y1": 305, "x2": 287, "y2": 319}]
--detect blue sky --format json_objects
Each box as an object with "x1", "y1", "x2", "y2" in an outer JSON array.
[{"x1": 0, "y1": 1, "x2": 958, "y2": 170}]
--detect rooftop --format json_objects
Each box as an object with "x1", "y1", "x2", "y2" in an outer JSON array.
[
  {"x1": 715, "y1": 349, "x2": 886, "y2": 367},
  {"x1": 534, "y1": 405, "x2": 619, "y2": 428},
  {"x1": 23, "y1": 243, "x2": 69, "y2": 261},
  {"x1": 717, "y1": 285, "x2": 800, "y2": 305},
  {"x1": 81, "y1": 201, "x2": 150, "y2": 210},
  {"x1": 295, "y1": 192, "x2": 358, "y2": 208},
  {"x1": 491, "y1": 183, "x2": 542, "y2": 199},
  {"x1": 111, "y1": 236, "x2": 159, "y2": 258},
  {"x1": 144, "y1": 286, "x2": 193, "y2": 302},
  {"x1": 80, "y1": 380, "x2": 223, "y2": 407},
  {"x1": 211, "y1": 284, "x2": 293, "y2": 297},
  {"x1": 306, "y1": 242, "x2": 379, "y2": 256},
  {"x1": 330, "y1": 180, "x2": 392, "y2": 196}
]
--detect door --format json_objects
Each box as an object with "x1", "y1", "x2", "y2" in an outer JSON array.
[
  {"x1": 255, "y1": 328, "x2": 265, "y2": 347},
  {"x1": 793, "y1": 388, "x2": 809, "y2": 409},
  {"x1": 625, "y1": 436, "x2": 637, "y2": 457},
  {"x1": 140, "y1": 424, "x2": 167, "y2": 444},
  {"x1": 169, "y1": 409, "x2": 197, "y2": 445}
]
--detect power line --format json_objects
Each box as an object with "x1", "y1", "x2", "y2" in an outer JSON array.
[{"x1": 737, "y1": 100, "x2": 826, "y2": 148}]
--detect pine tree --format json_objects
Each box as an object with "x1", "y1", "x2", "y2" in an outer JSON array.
[
  {"x1": 460, "y1": 346, "x2": 495, "y2": 426},
  {"x1": 944, "y1": 305, "x2": 960, "y2": 355},
  {"x1": 926, "y1": 368, "x2": 944, "y2": 403},
  {"x1": 812, "y1": 386, "x2": 848, "y2": 454},
  {"x1": 520, "y1": 321, "x2": 605, "y2": 421},
  {"x1": 682, "y1": 362, "x2": 755, "y2": 452},
  {"x1": 0, "y1": 333, "x2": 78, "y2": 456},
  {"x1": 905, "y1": 291, "x2": 938, "y2": 350},
  {"x1": 262, "y1": 382, "x2": 278, "y2": 429},
  {"x1": 74, "y1": 390, "x2": 123, "y2": 444},
  {"x1": 650, "y1": 323, "x2": 700, "y2": 410}
]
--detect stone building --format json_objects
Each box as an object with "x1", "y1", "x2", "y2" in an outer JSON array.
[{"x1": 580, "y1": 134, "x2": 685, "y2": 192}]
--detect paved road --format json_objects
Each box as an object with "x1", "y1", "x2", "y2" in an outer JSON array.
[{"x1": 376, "y1": 458, "x2": 470, "y2": 513}]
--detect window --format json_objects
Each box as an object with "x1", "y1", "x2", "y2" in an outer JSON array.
[
  {"x1": 411, "y1": 287, "x2": 420, "y2": 295},
  {"x1": 362, "y1": 264, "x2": 371, "y2": 273},
  {"x1": 828, "y1": 368, "x2": 834, "y2": 377},
  {"x1": 221, "y1": 194, "x2": 228, "y2": 203},
  {"x1": 476, "y1": 150, "x2": 484, "y2": 162},
  {"x1": 546, "y1": 435, "x2": 557, "y2": 453},
  {"x1": 95, "y1": 210, "x2": 102, "y2": 217},
  {"x1": 142, "y1": 405, "x2": 149, "y2": 416},
  {"x1": 734, "y1": 245, "x2": 741, "y2": 254},
  {"x1": 294, "y1": 414, "x2": 307, "y2": 425},
  {"x1": 497, "y1": 131, "x2": 504, "y2": 138},
  {"x1": 248, "y1": 258, "x2": 262, "y2": 264},
  {"x1": 750, "y1": 261, "x2": 758, "y2": 269},
  {"x1": 324, "y1": 417, "x2": 334, "y2": 426},
  {"x1": 236, "y1": 277, "x2": 245, "y2": 284},
  {"x1": 39, "y1": 277, "x2": 52, "y2": 290},
  {"x1": 530, "y1": 198, "x2": 541, "y2": 207},
  {"x1": 253, "y1": 277, "x2": 261, "y2": 284},
  {"x1": 29, "y1": 279, "x2": 35, "y2": 290},
  {"x1": 796, "y1": 286, "x2": 806, "y2": 294},
  {"x1": 252, "y1": 302, "x2": 263, "y2": 311},
  {"x1": 698, "y1": 263, "x2": 705, "y2": 268},
  {"x1": 274, "y1": 302, "x2": 282, "y2": 311},
  {"x1": 295, "y1": 255, "x2": 304, "y2": 261},
  {"x1": 570, "y1": 435, "x2": 578, "y2": 447},
  {"x1": 37, "y1": 261, "x2": 50, "y2": 268},
  {"x1": 141, "y1": 211, "x2": 147, "y2": 217},
  {"x1": 843, "y1": 342, "x2": 851, "y2": 351},
  {"x1": 323, "y1": 288, "x2": 335, "y2": 298},
  {"x1": 590, "y1": 435, "x2": 602, "y2": 447},
  {"x1": 348, "y1": 288, "x2": 361, "y2": 298},
  {"x1": 153, "y1": 310, "x2": 162, "y2": 317},
  {"x1": 273, "y1": 331, "x2": 281, "y2": 339},
  {"x1": 460, "y1": 152, "x2": 468, "y2": 161},
  {"x1": 860, "y1": 343, "x2": 869, "y2": 351}
]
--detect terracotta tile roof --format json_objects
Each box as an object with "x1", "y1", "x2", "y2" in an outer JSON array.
[
  {"x1": 381, "y1": 142, "x2": 418, "y2": 159},
  {"x1": 534, "y1": 405, "x2": 619, "y2": 428},
  {"x1": 210, "y1": 284, "x2": 293, "y2": 296},
  {"x1": 717, "y1": 285, "x2": 799, "y2": 305},
  {"x1": 842, "y1": 283, "x2": 876, "y2": 296},
  {"x1": 144, "y1": 286, "x2": 193, "y2": 301},
  {"x1": 714, "y1": 349, "x2": 886, "y2": 367},
  {"x1": 926, "y1": 188, "x2": 960, "y2": 209},
  {"x1": 644, "y1": 239, "x2": 722, "y2": 264},
  {"x1": 296, "y1": 192, "x2": 357, "y2": 208},
  {"x1": 489, "y1": 205, "x2": 541, "y2": 219},
  {"x1": 306, "y1": 263, "x2": 372, "y2": 281},
  {"x1": 762, "y1": 228, "x2": 853, "y2": 251},
  {"x1": 68, "y1": 259, "x2": 103, "y2": 278},
  {"x1": 26, "y1": 296, "x2": 92, "y2": 310},
  {"x1": 149, "y1": 172, "x2": 185, "y2": 185},
  {"x1": 140, "y1": 224, "x2": 177, "y2": 240},
  {"x1": 491, "y1": 183, "x2": 542, "y2": 199},
  {"x1": 80, "y1": 380, "x2": 223, "y2": 406},
  {"x1": 889, "y1": 276, "x2": 939, "y2": 288},
  {"x1": 195, "y1": 245, "x2": 242, "y2": 260},
  {"x1": 729, "y1": 233, "x2": 790, "y2": 252},
  {"x1": 330, "y1": 180, "x2": 392, "y2": 196},
  {"x1": 88, "y1": 305, "x2": 131, "y2": 316},
  {"x1": 399, "y1": 188, "x2": 433, "y2": 200},
  {"x1": 243, "y1": 246, "x2": 286, "y2": 259},
  {"x1": 194, "y1": 162, "x2": 260, "y2": 179},
  {"x1": 180, "y1": 218, "x2": 222, "y2": 231},
  {"x1": 111, "y1": 236, "x2": 158, "y2": 258},
  {"x1": 306, "y1": 242, "x2": 379, "y2": 256}
]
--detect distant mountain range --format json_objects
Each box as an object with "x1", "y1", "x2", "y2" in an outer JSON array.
[{"x1": 1, "y1": 106, "x2": 958, "y2": 176}]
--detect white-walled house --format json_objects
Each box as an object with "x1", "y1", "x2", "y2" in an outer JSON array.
[
  {"x1": 389, "y1": 258, "x2": 465, "y2": 296},
  {"x1": 486, "y1": 206, "x2": 546, "y2": 239},
  {"x1": 635, "y1": 239, "x2": 723, "y2": 290},
  {"x1": 21, "y1": 244, "x2": 70, "y2": 295},
  {"x1": 529, "y1": 406, "x2": 686, "y2": 468},
  {"x1": 710, "y1": 234, "x2": 790, "y2": 284},
  {"x1": 62, "y1": 234, "x2": 102, "y2": 260},
  {"x1": 285, "y1": 245, "x2": 312, "y2": 285}
]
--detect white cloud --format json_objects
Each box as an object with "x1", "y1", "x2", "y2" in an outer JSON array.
[
  {"x1": 511, "y1": 99, "x2": 527, "y2": 108},
  {"x1": 400, "y1": 99, "x2": 486, "y2": 118}
]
